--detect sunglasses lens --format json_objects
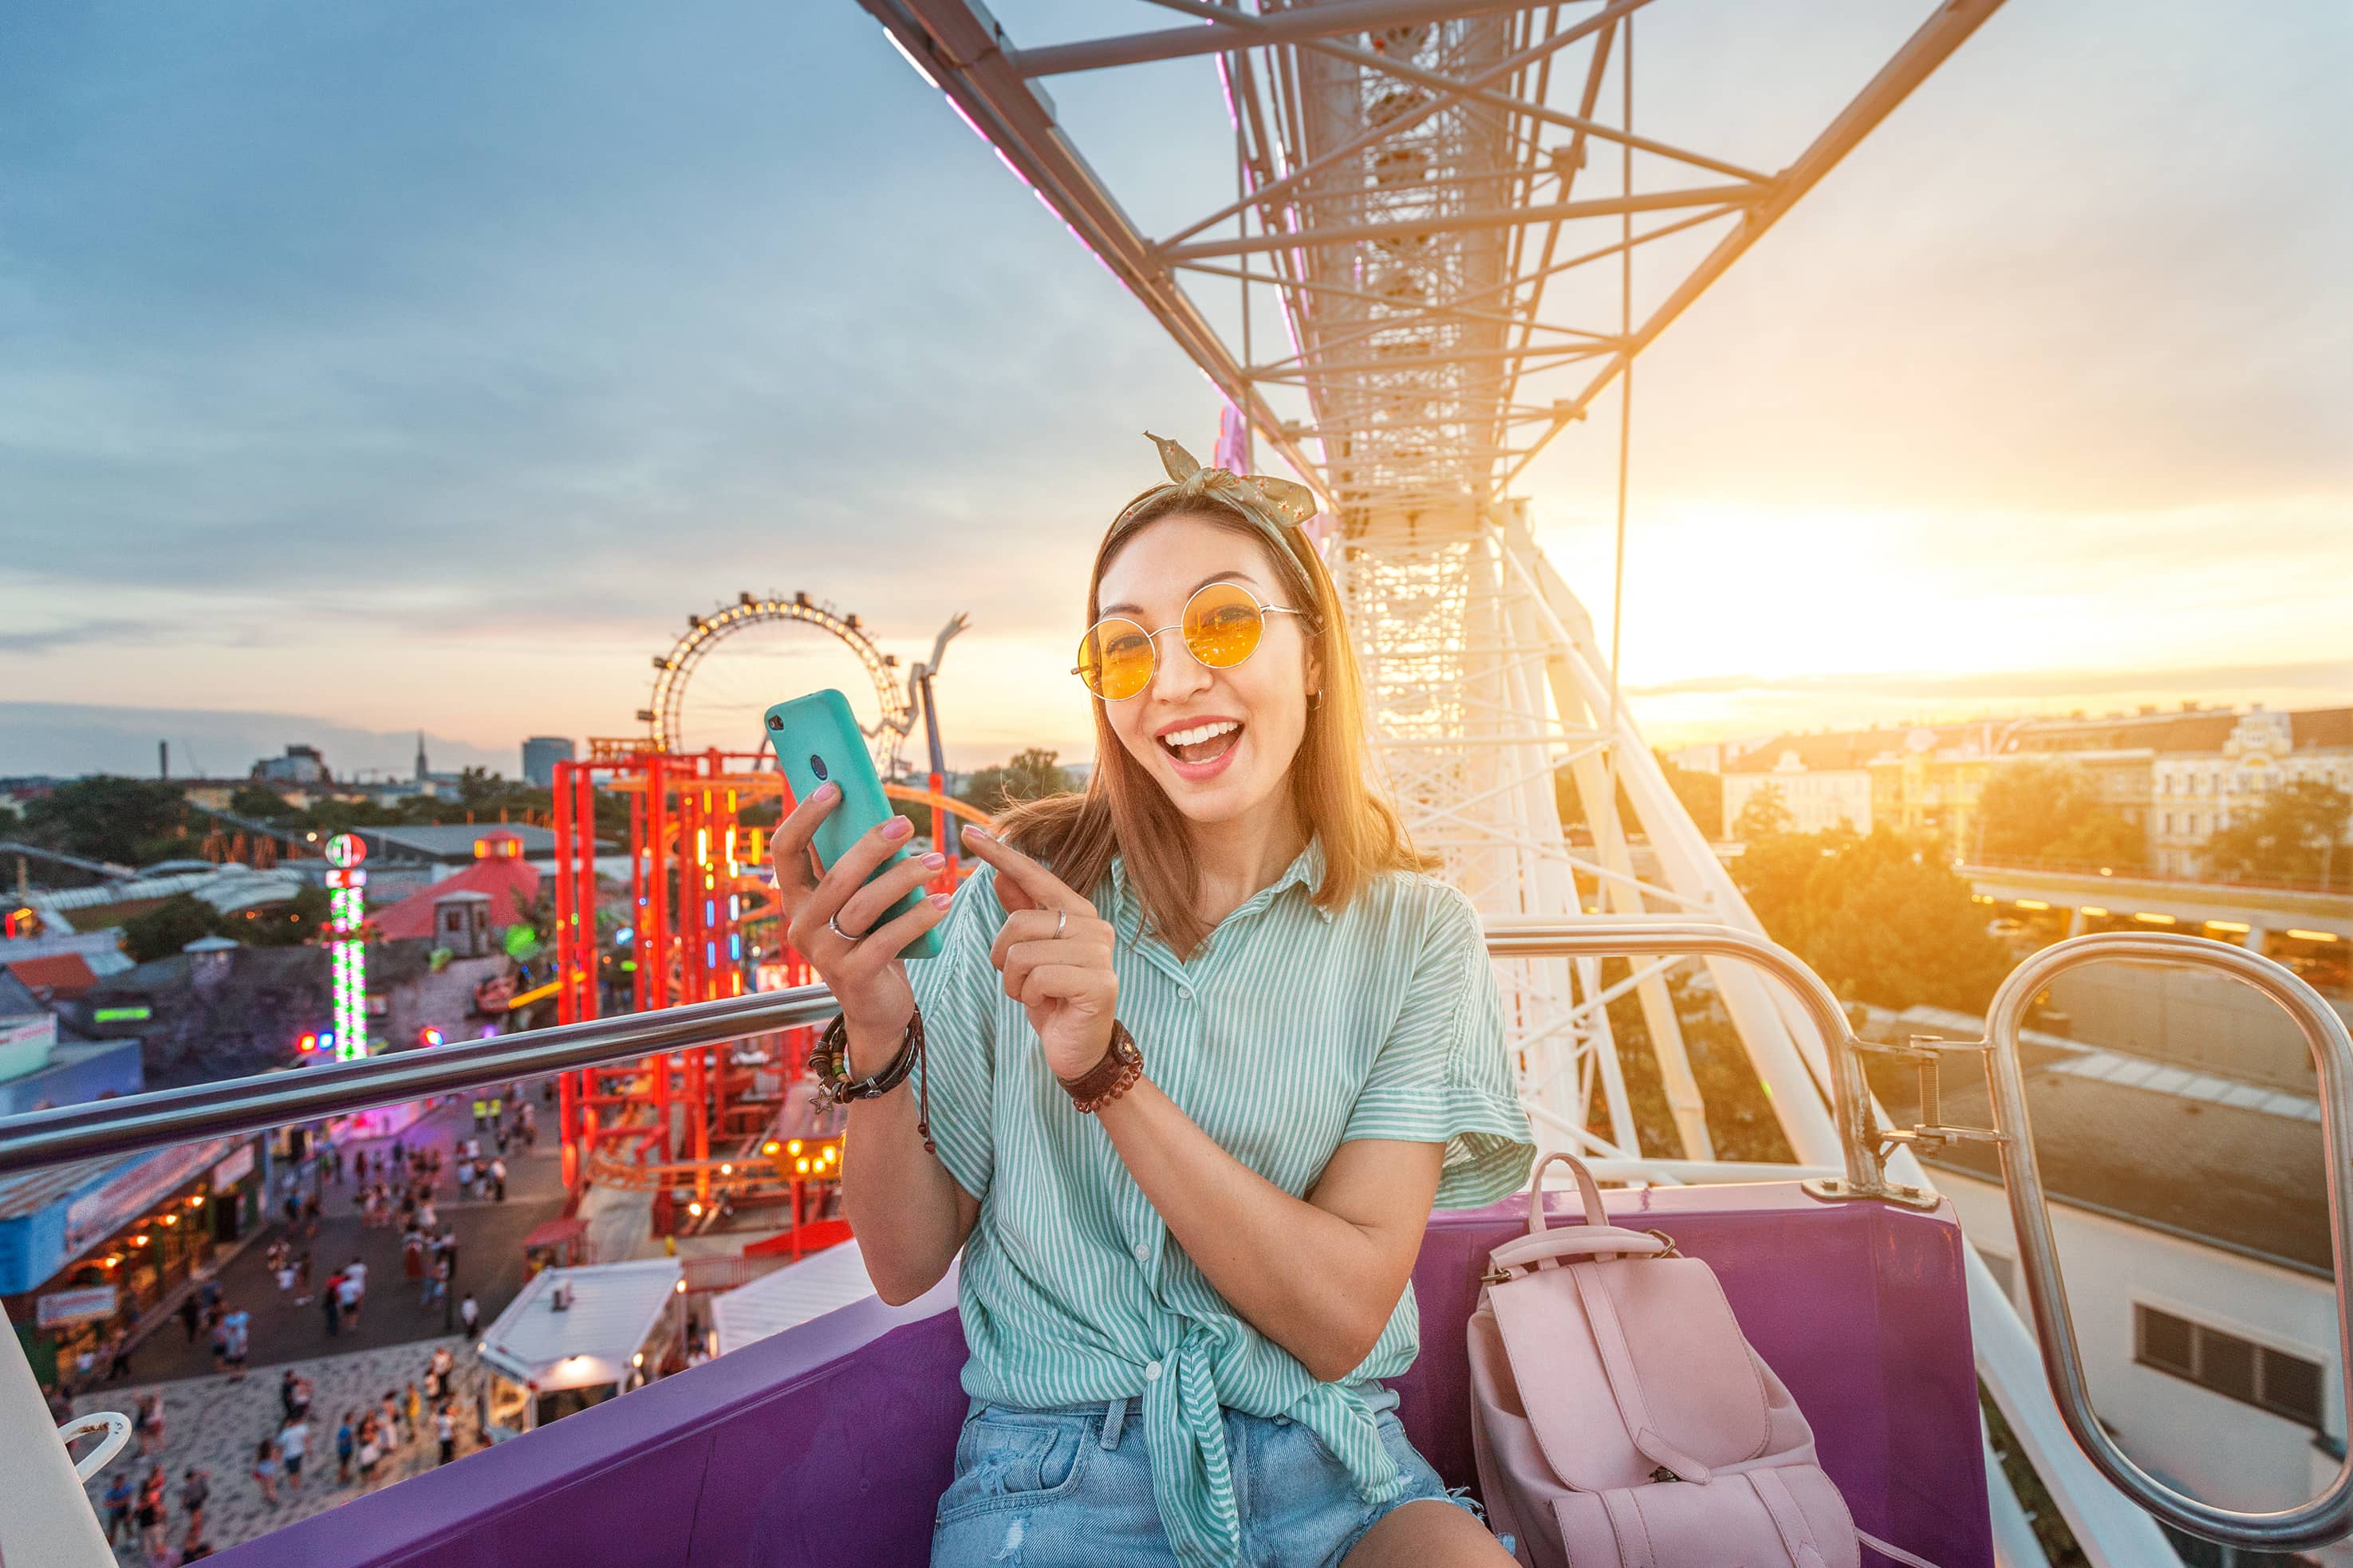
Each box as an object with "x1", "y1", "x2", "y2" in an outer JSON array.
[
  {"x1": 1078, "y1": 619, "x2": 1154, "y2": 701},
  {"x1": 1184, "y1": 581, "x2": 1264, "y2": 669}
]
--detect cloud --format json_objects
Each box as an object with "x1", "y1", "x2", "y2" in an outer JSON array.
[{"x1": 0, "y1": 702, "x2": 510, "y2": 782}]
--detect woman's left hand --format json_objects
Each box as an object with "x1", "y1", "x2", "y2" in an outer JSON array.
[{"x1": 959, "y1": 825, "x2": 1120, "y2": 1080}]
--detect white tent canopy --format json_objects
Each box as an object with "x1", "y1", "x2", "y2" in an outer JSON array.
[
  {"x1": 708, "y1": 1240, "x2": 876, "y2": 1357},
  {"x1": 480, "y1": 1256, "x2": 682, "y2": 1393}
]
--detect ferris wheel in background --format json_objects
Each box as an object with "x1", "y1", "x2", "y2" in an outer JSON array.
[{"x1": 639, "y1": 591, "x2": 916, "y2": 769}]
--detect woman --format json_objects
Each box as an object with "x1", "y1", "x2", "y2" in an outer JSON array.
[
  {"x1": 774, "y1": 435, "x2": 1533, "y2": 1567},
  {"x1": 250, "y1": 1438, "x2": 282, "y2": 1507}
]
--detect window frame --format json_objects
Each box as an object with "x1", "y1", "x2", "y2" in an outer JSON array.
[{"x1": 2131, "y1": 1302, "x2": 2330, "y2": 1433}]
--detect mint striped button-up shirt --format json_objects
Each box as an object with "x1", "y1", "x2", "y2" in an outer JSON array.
[{"x1": 908, "y1": 833, "x2": 1535, "y2": 1568}]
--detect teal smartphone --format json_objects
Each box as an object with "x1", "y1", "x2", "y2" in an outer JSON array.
[{"x1": 763, "y1": 688, "x2": 943, "y2": 961}]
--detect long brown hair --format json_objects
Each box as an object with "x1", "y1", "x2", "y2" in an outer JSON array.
[{"x1": 993, "y1": 486, "x2": 1436, "y2": 959}]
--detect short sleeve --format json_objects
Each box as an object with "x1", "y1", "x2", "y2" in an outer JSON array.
[
  {"x1": 906, "y1": 861, "x2": 1005, "y2": 1202},
  {"x1": 1341, "y1": 883, "x2": 1535, "y2": 1209}
]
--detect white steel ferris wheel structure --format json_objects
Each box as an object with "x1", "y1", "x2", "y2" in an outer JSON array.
[{"x1": 853, "y1": 0, "x2": 2004, "y2": 1170}]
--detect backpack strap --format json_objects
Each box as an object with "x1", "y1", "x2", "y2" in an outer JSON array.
[
  {"x1": 1748, "y1": 1468, "x2": 1831, "y2": 1568},
  {"x1": 1567, "y1": 1259, "x2": 1714, "y2": 1485},
  {"x1": 1598, "y1": 1488, "x2": 1657, "y2": 1568}
]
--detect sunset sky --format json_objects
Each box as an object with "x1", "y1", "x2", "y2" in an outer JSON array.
[{"x1": 4, "y1": 1, "x2": 2347, "y2": 781}]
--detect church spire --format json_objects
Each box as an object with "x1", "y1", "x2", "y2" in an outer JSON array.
[{"x1": 415, "y1": 730, "x2": 428, "y2": 783}]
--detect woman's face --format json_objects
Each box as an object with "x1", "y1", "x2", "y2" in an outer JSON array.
[{"x1": 1094, "y1": 512, "x2": 1318, "y2": 827}]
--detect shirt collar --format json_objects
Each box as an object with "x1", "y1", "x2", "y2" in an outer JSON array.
[{"x1": 1109, "y1": 832, "x2": 1328, "y2": 916}]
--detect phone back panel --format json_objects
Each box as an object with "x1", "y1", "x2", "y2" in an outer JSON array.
[{"x1": 763, "y1": 688, "x2": 942, "y2": 961}]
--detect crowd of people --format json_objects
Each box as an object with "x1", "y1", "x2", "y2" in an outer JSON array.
[{"x1": 89, "y1": 1345, "x2": 489, "y2": 1565}]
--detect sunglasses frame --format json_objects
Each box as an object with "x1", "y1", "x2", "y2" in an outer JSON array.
[{"x1": 1071, "y1": 579, "x2": 1310, "y2": 702}]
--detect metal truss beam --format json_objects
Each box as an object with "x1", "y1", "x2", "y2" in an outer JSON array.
[{"x1": 1012, "y1": 0, "x2": 1555, "y2": 77}]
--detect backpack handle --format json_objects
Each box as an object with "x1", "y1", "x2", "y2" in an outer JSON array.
[{"x1": 1527, "y1": 1150, "x2": 1608, "y2": 1236}]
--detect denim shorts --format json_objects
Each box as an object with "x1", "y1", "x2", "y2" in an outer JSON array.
[{"x1": 929, "y1": 1393, "x2": 1487, "y2": 1567}]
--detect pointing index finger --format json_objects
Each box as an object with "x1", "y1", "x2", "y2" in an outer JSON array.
[{"x1": 960, "y1": 825, "x2": 1094, "y2": 918}]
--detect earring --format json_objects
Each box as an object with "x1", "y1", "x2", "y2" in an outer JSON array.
[{"x1": 1308, "y1": 690, "x2": 1322, "y2": 711}]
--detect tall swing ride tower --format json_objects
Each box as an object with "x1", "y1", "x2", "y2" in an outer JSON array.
[{"x1": 851, "y1": 0, "x2": 2007, "y2": 1171}]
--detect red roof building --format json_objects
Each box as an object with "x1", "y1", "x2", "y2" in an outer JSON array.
[
  {"x1": 372, "y1": 860, "x2": 542, "y2": 942},
  {"x1": 4, "y1": 953, "x2": 99, "y2": 1003}
]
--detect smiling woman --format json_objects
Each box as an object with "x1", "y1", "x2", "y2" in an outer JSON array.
[{"x1": 760, "y1": 432, "x2": 1536, "y2": 1567}]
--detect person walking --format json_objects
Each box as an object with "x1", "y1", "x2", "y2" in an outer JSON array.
[
  {"x1": 135, "y1": 1465, "x2": 167, "y2": 1558},
  {"x1": 294, "y1": 1247, "x2": 313, "y2": 1306},
  {"x1": 252, "y1": 1438, "x2": 282, "y2": 1507},
  {"x1": 436, "y1": 1403, "x2": 457, "y2": 1466},
  {"x1": 405, "y1": 1381, "x2": 423, "y2": 1438},
  {"x1": 101, "y1": 1471, "x2": 134, "y2": 1546},
  {"x1": 179, "y1": 1466, "x2": 211, "y2": 1540},
  {"x1": 322, "y1": 1270, "x2": 343, "y2": 1337},
  {"x1": 209, "y1": 1314, "x2": 231, "y2": 1372},
  {"x1": 458, "y1": 1291, "x2": 479, "y2": 1338},
  {"x1": 489, "y1": 1156, "x2": 506, "y2": 1203},
  {"x1": 133, "y1": 1391, "x2": 163, "y2": 1456},
  {"x1": 356, "y1": 1419, "x2": 383, "y2": 1491},
  {"x1": 335, "y1": 1411, "x2": 356, "y2": 1485},
  {"x1": 221, "y1": 1307, "x2": 250, "y2": 1381},
  {"x1": 278, "y1": 1414, "x2": 309, "y2": 1493},
  {"x1": 178, "y1": 1293, "x2": 203, "y2": 1345},
  {"x1": 339, "y1": 1257, "x2": 366, "y2": 1331}
]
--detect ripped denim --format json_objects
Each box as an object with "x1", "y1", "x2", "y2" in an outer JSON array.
[{"x1": 928, "y1": 1393, "x2": 1487, "y2": 1567}]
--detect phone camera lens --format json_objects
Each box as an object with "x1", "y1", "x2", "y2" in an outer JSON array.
[
  {"x1": 809, "y1": 754, "x2": 829, "y2": 781},
  {"x1": 766, "y1": 715, "x2": 782, "y2": 731}
]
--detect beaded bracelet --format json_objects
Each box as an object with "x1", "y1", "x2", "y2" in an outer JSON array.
[
  {"x1": 809, "y1": 1008, "x2": 933, "y2": 1153},
  {"x1": 1057, "y1": 1020, "x2": 1143, "y2": 1114}
]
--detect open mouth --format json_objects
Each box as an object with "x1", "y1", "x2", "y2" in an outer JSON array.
[{"x1": 1158, "y1": 719, "x2": 1244, "y2": 766}]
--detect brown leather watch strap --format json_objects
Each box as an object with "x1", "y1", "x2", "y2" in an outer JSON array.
[{"x1": 1058, "y1": 1019, "x2": 1142, "y2": 1113}]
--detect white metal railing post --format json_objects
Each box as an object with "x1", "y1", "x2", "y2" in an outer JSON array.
[{"x1": 0, "y1": 1318, "x2": 116, "y2": 1567}]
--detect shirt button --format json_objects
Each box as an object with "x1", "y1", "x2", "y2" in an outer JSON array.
[
  {"x1": 1133, "y1": 1243, "x2": 1149, "y2": 1261},
  {"x1": 1178, "y1": 987, "x2": 1194, "y2": 1001},
  {"x1": 1145, "y1": 1361, "x2": 1162, "y2": 1381}
]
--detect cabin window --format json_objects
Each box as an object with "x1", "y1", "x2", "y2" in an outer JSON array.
[{"x1": 2134, "y1": 1306, "x2": 2327, "y2": 1431}]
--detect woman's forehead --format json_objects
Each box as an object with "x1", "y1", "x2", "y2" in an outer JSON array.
[{"x1": 1098, "y1": 515, "x2": 1277, "y2": 615}]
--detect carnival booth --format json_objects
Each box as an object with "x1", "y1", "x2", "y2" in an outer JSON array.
[{"x1": 477, "y1": 1257, "x2": 681, "y2": 1439}]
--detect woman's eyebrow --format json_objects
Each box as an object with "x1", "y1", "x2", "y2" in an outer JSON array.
[{"x1": 1102, "y1": 569, "x2": 1263, "y2": 619}]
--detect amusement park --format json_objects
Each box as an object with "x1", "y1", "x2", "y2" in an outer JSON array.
[{"x1": 3, "y1": 3, "x2": 2351, "y2": 1567}]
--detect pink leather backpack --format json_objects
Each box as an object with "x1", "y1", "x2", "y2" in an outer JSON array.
[{"x1": 1467, "y1": 1153, "x2": 1939, "y2": 1568}]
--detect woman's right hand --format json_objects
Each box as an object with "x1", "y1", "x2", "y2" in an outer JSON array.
[{"x1": 772, "y1": 782, "x2": 956, "y2": 1070}]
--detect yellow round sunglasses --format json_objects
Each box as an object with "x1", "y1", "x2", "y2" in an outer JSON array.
[{"x1": 1073, "y1": 580, "x2": 1309, "y2": 702}]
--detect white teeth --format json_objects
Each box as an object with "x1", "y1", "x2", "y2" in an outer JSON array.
[{"x1": 1162, "y1": 720, "x2": 1240, "y2": 748}]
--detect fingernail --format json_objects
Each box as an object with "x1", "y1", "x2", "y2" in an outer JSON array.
[
  {"x1": 883, "y1": 816, "x2": 912, "y2": 839},
  {"x1": 921, "y1": 852, "x2": 946, "y2": 869},
  {"x1": 930, "y1": 892, "x2": 953, "y2": 908},
  {"x1": 962, "y1": 824, "x2": 988, "y2": 841},
  {"x1": 815, "y1": 781, "x2": 838, "y2": 801}
]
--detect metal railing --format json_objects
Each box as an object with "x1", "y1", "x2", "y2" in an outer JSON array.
[
  {"x1": 1984, "y1": 933, "x2": 2353, "y2": 1554},
  {"x1": 2, "y1": 921, "x2": 2348, "y2": 1553}
]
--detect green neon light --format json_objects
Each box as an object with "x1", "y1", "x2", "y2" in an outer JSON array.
[{"x1": 93, "y1": 1006, "x2": 152, "y2": 1023}]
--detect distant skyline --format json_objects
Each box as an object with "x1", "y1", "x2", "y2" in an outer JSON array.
[{"x1": 4, "y1": 2, "x2": 2347, "y2": 776}]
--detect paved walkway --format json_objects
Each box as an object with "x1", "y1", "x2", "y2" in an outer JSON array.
[
  {"x1": 72, "y1": 1336, "x2": 490, "y2": 1562},
  {"x1": 132, "y1": 1094, "x2": 567, "y2": 1384}
]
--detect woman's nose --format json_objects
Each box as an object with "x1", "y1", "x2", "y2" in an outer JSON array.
[{"x1": 1146, "y1": 625, "x2": 1212, "y2": 698}]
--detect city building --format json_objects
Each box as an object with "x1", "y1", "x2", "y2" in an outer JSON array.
[
  {"x1": 252, "y1": 744, "x2": 331, "y2": 786},
  {"x1": 1702, "y1": 704, "x2": 2351, "y2": 871},
  {"x1": 522, "y1": 735, "x2": 577, "y2": 788},
  {"x1": 1718, "y1": 730, "x2": 1901, "y2": 837},
  {"x1": 2150, "y1": 707, "x2": 2353, "y2": 880}
]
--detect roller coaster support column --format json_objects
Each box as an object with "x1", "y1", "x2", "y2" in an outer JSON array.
[{"x1": 551, "y1": 758, "x2": 604, "y2": 1193}]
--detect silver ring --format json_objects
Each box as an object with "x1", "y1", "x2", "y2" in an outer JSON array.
[
  {"x1": 826, "y1": 912, "x2": 864, "y2": 943},
  {"x1": 1054, "y1": 909, "x2": 1068, "y2": 940}
]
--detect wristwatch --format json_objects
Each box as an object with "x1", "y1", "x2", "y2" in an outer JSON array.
[{"x1": 1058, "y1": 1020, "x2": 1143, "y2": 1114}]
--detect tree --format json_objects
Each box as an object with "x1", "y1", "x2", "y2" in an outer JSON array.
[
  {"x1": 228, "y1": 784, "x2": 297, "y2": 821},
  {"x1": 1654, "y1": 753, "x2": 1724, "y2": 841},
  {"x1": 959, "y1": 748, "x2": 1074, "y2": 814},
  {"x1": 123, "y1": 893, "x2": 223, "y2": 965},
  {"x1": 1976, "y1": 761, "x2": 2145, "y2": 872},
  {"x1": 226, "y1": 884, "x2": 333, "y2": 948},
  {"x1": 2205, "y1": 778, "x2": 2351, "y2": 888},
  {"x1": 1731, "y1": 783, "x2": 1794, "y2": 842},
  {"x1": 1732, "y1": 816, "x2": 2007, "y2": 1015},
  {"x1": 20, "y1": 778, "x2": 188, "y2": 867}
]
